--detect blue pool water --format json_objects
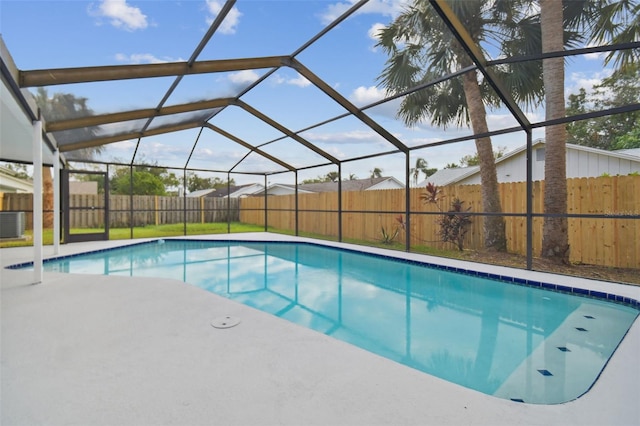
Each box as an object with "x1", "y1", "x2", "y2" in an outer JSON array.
[{"x1": 17, "y1": 239, "x2": 639, "y2": 404}]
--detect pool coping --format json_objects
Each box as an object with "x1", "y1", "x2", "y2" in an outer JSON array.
[{"x1": 2, "y1": 232, "x2": 639, "y2": 425}]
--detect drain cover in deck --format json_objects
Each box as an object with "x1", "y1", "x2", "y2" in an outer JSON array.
[{"x1": 211, "y1": 316, "x2": 241, "y2": 329}]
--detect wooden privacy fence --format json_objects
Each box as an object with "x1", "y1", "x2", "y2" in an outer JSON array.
[
  {"x1": 239, "y1": 176, "x2": 640, "y2": 269},
  {"x1": 107, "y1": 195, "x2": 239, "y2": 227},
  {"x1": 0, "y1": 193, "x2": 239, "y2": 229}
]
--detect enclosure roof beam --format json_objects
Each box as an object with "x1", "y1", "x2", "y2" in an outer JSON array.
[
  {"x1": 429, "y1": 0, "x2": 531, "y2": 131},
  {"x1": 289, "y1": 58, "x2": 409, "y2": 154},
  {"x1": 58, "y1": 121, "x2": 202, "y2": 152},
  {"x1": 235, "y1": 100, "x2": 340, "y2": 165},
  {"x1": 204, "y1": 123, "x2": 296, "y2": 172},
  {"x1": 46, "y1": 98, "x2": 234, "y2": 132},
  {"x1": 19, "y1": 56, "x2": 289, "y2": 87}
]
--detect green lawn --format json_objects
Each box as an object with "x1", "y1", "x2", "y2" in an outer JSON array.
[
  {"x1": 0, "y1": 222, "x2": 464, "y2": 260},
  {"x1": 0, "y1": 222, "x2": 268, "y2": 248}
]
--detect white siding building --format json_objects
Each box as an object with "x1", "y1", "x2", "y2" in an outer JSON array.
[{"x1": 419, "y1": 140, "x2": 640, "y2": 186}]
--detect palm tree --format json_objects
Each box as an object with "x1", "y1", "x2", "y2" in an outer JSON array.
[
  {"x1": 370, "y1": 167, "x2": 383, "y2": 179},
  {"x1": 539, "y1": 0, "x2": 638, "y2": 262},
  {"x1": 377, "y1": 0, "x2": 542, "y2": 251},
  {"x1": 410, "y1": 157, "x2": 429, "y2": 186},
  {"x1": 540, "y1": 0, "x2": 569, "y2": 262},
  {"x1": 34, "y1": 88, "x2": 102, "y2": 228},
  {"x1": 325, "y1": 171, "x2": 340, "y2": 182}
]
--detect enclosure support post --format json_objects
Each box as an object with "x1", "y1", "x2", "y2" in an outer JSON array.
[
  {"x1": 526, "y1": 130, "x2": 533, "y2": 270},
  {"x1": 338, "y1": 163, "x2": 342, "y2": 242},
  {"x1": 264, "y1": 175, "x2": 268, "y2": 232},
  {"x1": 53, "y1": 148, "x2": 60, "y2": 254},
  {"x1": 183, "y1": 169, "x2": 187, "y2": 236},
  {"x1": 405, "y1": 152, "x2": 411, "y2": 252},
  {"x1": 295, "y1": 171, "x2": 299, "y2": 236},
  {"x1": 129, "y1": 165, "x2": 134, "y2": 239},
  {"x1": 227, "y1": 172, "x2": 231, "y2": 234},
  {"x1": 32, "y1": 119, "x2": 43, "y2": 284}
]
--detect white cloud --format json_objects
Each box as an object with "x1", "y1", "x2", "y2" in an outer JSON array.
[
  {"x1": 486, "y1": 113, "x2": 523, "y2": 130},
  {"x1": 567, "y1": 69, "x2": 613, "y2": 97},
  {"x1": 349, "y1": 85, "x2": 401, "y2": 120},
  {"x1": 228, "y1": 70, "x2": 260, "y2": 85},
  {"x1": 288, "y1": 75, "x2": 311, "y2": 88},
  {"x1": 272, "y1": 75, "x2": 286, "y2": 85},
  {"x1": 107, "y1": 139, "x2": 137, "y2": 150},
  {"x1": 584, "y1": 52, "x2": 606, "y2": 61},
  {"x1": 205, "y1": 0, "x2": 242, "y2": 34},
  {"x1": 318, "y1": 1, "x2": 354, "y2": 25},
  {"x1": 368, "y1": 22, "x2": 386, "y2": 43},
  {"x1": 306, "y1": 129, "x2": 375, "y2": 142},
  {"x1": 114, "y1": 53, "x2": 179, "y2": 64},
  {"x1": 350, "y1": 85, "x2": 386, "y2": 105},
  {"x1": 318, "y1": 0, "x2": 407, "y2": 25},
  {"x1": 92, "y1": 0, "x2": 148, "y2": 31},
  {"x1": 271, "y1": 73, "x2": 311, "y2": 88},
  {"x1": 325, "y1": 145, "x2": 347, "y2": 159}
]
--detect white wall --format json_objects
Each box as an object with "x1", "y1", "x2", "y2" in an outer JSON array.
[{"x1": 458, "y1": 146, "x2": 640, "y2": 185}]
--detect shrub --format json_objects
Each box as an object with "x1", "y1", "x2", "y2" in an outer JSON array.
[{"x1": 420, "y1": 183, "x2": 472, "y2": 251}]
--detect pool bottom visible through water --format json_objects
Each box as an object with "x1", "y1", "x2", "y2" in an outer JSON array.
[{"x1": 36, "y1": 239, "x2": 639, "y2": 404}]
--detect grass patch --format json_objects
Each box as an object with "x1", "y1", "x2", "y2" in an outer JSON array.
[
  {"x1": 269, "y1": 228, "x2": 465, "y2": 259},
  {"x1": 0, "y1": 222, "x2": 268, "y2": 248}
]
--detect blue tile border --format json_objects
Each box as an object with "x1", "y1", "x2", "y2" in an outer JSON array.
[
  {"x1": 5, "y1": 239, "x2": 155, "y2": 270},
  {"x1": 6, "y1": 237, "x2": 640, "y2": 310}
]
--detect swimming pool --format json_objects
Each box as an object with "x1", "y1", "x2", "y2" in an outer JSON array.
[{"x1": 11, "y1": 239, "x2": 639, "y2": 404}]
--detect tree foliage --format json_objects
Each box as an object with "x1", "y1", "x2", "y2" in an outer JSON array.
[
  {"x1": 375, "y1": 0, "x2": 544, "y2": 251},
  {"x1": 186, "y1": 172, "x2": 235, "y2": 193},
  {"x1": 370, "y1": 167, "x2": 383, "y2": 178},
  {"x1": 34, "y1": 88, "x2": 102, "y2": 161},
  {"x1": 33, "y1": 88, "x2": 103, "y2": 227},
  {"x1": 458, "y1": 147, "x2": 507, "y2": 167},
  {"x1": 410, "y1": 158, "x2": 435, "y2": 185},
  {"x1": 566, "y1": 63, "x2": 640, "y2": 150},
  {"x1": 110, "y1": 169, "x2": 166, "y2": 196},
  {"x1": 109, "y1": 161, "x2": 183, "y2": 196},
  {"x1": 1, "y1": 163, "x2": 30, "y2": 179}
]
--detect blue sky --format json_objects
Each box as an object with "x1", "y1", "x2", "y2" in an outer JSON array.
[{"x1": 0, "y1": 0, "x2": 615, "y2": 186}]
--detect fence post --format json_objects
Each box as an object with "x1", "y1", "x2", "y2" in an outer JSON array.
[{"x1": 155, "y1": 195, "x2": 159, "y2": 226}]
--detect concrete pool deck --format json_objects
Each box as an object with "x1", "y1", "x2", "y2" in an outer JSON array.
[{"x1": 1, "y1": 233, "x2": 639, "y2": 426}]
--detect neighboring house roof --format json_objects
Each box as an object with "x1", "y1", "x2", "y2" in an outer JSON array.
[
  {"x1": 0, "y1": 166, "x2": 33, "y2": 193},
  {"x1": 420, "y1": 140, "x2": 640, "y2": 187},
  {"x1": 417, "y1": 166, "x2": 479, "y2": 187},
  {"x1": 187, "y1": 183, "x2": 265, "y2": 198},
  {"x1": 252, "y1": 176, "x2": 404, "y2": 196},
  {"x1": 186, "y1": 188, "x2": 216, "y2": 197},
  {"x1": 615, "y1": 148, "x2": 640, "y2": 158},
  {"x1": 206, "y1": 183, "x2": 264, "y2": 198}
]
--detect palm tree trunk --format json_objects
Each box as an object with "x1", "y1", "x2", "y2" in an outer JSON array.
[
  {"x1": 42, "y1": 166, "x2": 54, "y2": 229},
  {"x1": 461, "y1": 70, "x2": 507, "y2": 251},
  {"x1": 540, "y1": 0, "x2": 570, "y2": 263}
]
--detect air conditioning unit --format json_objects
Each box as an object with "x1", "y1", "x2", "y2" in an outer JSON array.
[{"x1": 0, "y1": 212, "x2": 26, "y2": 238}]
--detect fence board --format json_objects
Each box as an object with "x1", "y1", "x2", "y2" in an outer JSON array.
[
  {"x1": 238, "y1": 176, "x2": 639, "y2": 269},
  {"x1": 2, "y1": 176, "x2": 637, "y2": 268}
]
